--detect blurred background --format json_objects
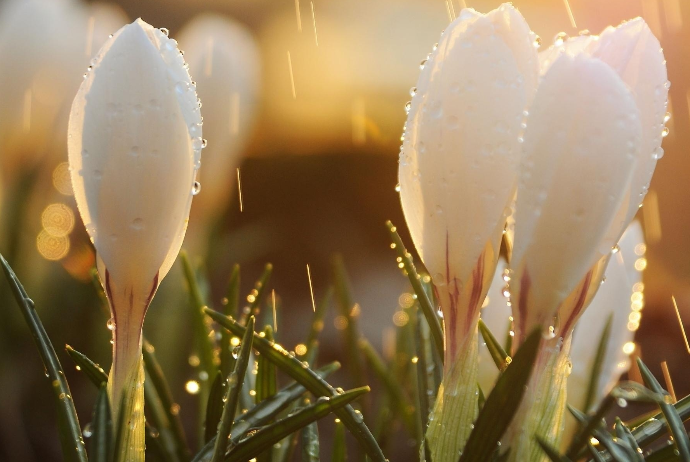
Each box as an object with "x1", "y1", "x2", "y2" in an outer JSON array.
[{"x1": 0, "y1": 0, "x2": 688, "y2": 460}]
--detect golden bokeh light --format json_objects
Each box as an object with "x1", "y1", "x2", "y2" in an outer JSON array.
[
  {"x1": 36, "y1": 230, "x2": 70, "y2": 261},
  {"x1": 41, "y1": 203, "x2": 75, "y2": 237},
  {"x1": 52, "y1": 162, "x2": 73, "y2": 196}
]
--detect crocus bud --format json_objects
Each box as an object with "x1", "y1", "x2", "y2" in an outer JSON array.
[
  {"x1": 400, "y1": 3, "x2": 538, "y2": 363},
  {"x1": 509, "y1": 53, "x2": 641, "y2": 342},
  {"x1": 399, "y1": 5, "x2": 538, "y2": 460},
  {"x1": 539, "y1": 19, "x2": 668, "y2": 256},
  {"x1": 177, "y1": 14, "x2": 260, "y2": 236},
  {"x1": 0, "y1": 0, "x2": 127, "y2": 176},
  {"x1": 68, "y1": 17, "x2": 203, "y2": 424}
]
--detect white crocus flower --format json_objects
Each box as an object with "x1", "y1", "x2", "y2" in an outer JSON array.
[
  {"x1": 529, "y1": 20, "x2": 667, "y2": 339},
  {"x1": 177, "y1": 14, "x2": 260, "y2": 243},
  {"x1": 479, "y1": 222, "x2": 644, "y2": 443},
  {"x1": 509, "y1": 53, "x2": 641, "y2": 344},
  {"x1": 399, "y1": 4, "x2": 538, "y2": 461},
  {"x1": 68, "y1": 18, "x2": 203, "y2": 456}
]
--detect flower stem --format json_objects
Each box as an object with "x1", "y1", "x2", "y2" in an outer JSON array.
[
  {"x1": 505, "y1": 335, "x2": 572, "y2": 462},
  {"x1": 108, "y1": 301, "x2": 146, "y2": 462},
  {"x1": 426, "y1": 330, "x2": 479, "y2": 462}
]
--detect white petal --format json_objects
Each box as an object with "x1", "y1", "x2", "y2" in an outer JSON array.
[
  {"x1": 177, "y1": 14, "x2": 260, "y2": 229},
  {"x1": 69, "y1": 19, "x2": 201, "y2": 300},
  {"x1": 538, "y1": 34, "x2": 598, "y2": 75},
  {"x1": 511, "y1": 54, "x2": 640, "y2": 335},
  {"x1": 588, "y1": 18, "x2": 668, "y2": 251},
  {"x1": 400, "y1": 3, "x2": 538, "y2": 291}
]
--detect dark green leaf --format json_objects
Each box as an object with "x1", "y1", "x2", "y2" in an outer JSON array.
[
  {"x1": 478, "y1": 319, "x2": 510, "y2": 372},
  {"x1": 0, "y1": 254, "x2": 87, "y2": 462},
  {"x1": 221, "y1": 264, "x2": 240, "y2": 377},
  {"x1": 358, "y1": 337, "x2": 415, "y2": 434},
  {"x1": 583, "y1": 314, "x2": 612, "y2": 412},
  {"x1": 332, "y1": 255, "x2": 367, "y2": 389},
  {"x1": 242, "y1": 263, "x2": 273, "y2": 324},
  {"x1": 204, "y1": 308, "x2": 386, "y2": 462},
  {"x1": 90, "y1": 385, "x2": 113, "y2": 462},
  {"x1": 566, "y1": 397, "x2": 615, "y2": 459},
  {"x1": 646, "y1": 442, "x2": 683, "y2": 462},
  {"x1": 637, "y1": 358, "x2": 690, "y2": 461},
  {"x1": 66, "y1": 344, "x2": 107, "y2": 387},
  {"x1": 143, "y1": 340, "x2": 191, "y2": 461},
  {"x1": 301, "y1": 396, "x2": 320, "y2": 462},
  {"x1": 180, "y1": 250, "x2": 216, "y2": 379},
  {"x1": 459, "y1": 328, "x2": 542, "y2": 462},
  {"x1": 615, "y1": 418, "x2": 643, "y2": 462},
  {"x1": 587, "y1": 443, "x2": 605, "y2": 462},
  {"x1": 143, "y1": 370, "x2": 184, "y2": 462},
  {"x1": 206, "y1": 372, "x2": 225, "y2": 443},
  {"x1": 386, "y1": 221, "x2": 444, "y2": 362},
  {"x1": 192, "y1": 363, "x2": 339, "y2": 462},
  {"x1": 211, "y1": 316, "x2": 255, "y2": 462},
  {"x1": 257, "y1": 326, "x2": 278, "y2": 404},
  {"x1": 332, "y1": 417, "x2": 346, "y2": 462},
  {"x1": 226, "y1": 388, "x2": 369, "y2": 462},
  {"x1": 630, "y1": 393, "x2": 690, "y2": 447},
  {"x1": 535, "y1": 436, "x2": 572, "y2": 462}
]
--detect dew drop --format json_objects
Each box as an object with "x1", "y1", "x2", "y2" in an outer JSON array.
[
  {"x1": 131, "y1": 218, "x2": 144, "y2": 230},
  {"x1": 553, "y1": 32, "x2": 569, "y2": 46},
  {"x1": 106, "y1": 318, "x2": 116, "y2": 331},
  {"x1": 652, "y1": 147, "x2": 664, "y2": 160},
  {"x1": 192, "y1": 181, "x2": 201, "y2": 195},
  {"x1": 160, "y1": 27, "x2": 169, "y2": 37},
  {"x1": 661, "y1": 127, "x2": 670, "y2": 137},
  {"x1": 409, "y1": 87, "x2": 417, "y2": 97}
]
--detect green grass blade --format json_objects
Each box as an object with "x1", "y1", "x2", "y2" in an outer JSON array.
[
  {"x1": 66, "y1": 344, "x2": 108, "y2": 386},
  {"x1": 478, "y1": 319, "x2": 511, "y2": 372},
  {"x1": 587, "y1": 443, "x2": 605, "y2": 462},
  {"x1": 221, "y1": 264, "x2": 240, "y2": 377},
  {"x1": 143, "y1": 370, "x2": 184, "y2": 462},
  {"x1": 568, "y1": 407, "x2": 634, "y2": 462},
  {"x1": 204, "y1": 308, "x2": 387, "y2": 462},
  {"x1": 91, "y1": 385, "x2": 113, "y2": 462},
  {"x1": 630, "y1": 393, "x2": 690, "y2": 447},
  {"x1": 205, "y1": 372, "x2": 225, "y2": 443},
  {"x1": 358, "y1": 337, "x2": 415, "y2": 434},
  {"x1": 386, "y1": 221, "x2": 444, "y2": 362},
  {"x1": 646, "y1": 443, "x2": 683, "y2": 462},
  {"x1": 459, "y1": 328, "x2": 542, "y2": 462},
  {"x1": 535, "y1": 436, "x2": 572, "y2": 462},
  {"x1": 565, "y1": 397, "x2": 615, "y2": 459},
  {"x1": 332, "y1": 418, "x2": 346, "y2": 462},
  {"x1": 180, "y1": 251, "x2": 216, "y2": 378},
  {"x1": 257, "y1": 326, "x2": 278, "y2": 403},
  {"x1": 637, "y1": 358, "x2": 690, "y2": 461},
  {"x1": 582, "y1": 314, "x2": 613, "y2": 412},
  {"x1": 242, "y1": 263, "x2": 273, "y2": 324},
  {"x1": 306, "y1": 287, "x2": 333, "y2": 348},
  {"x1": 226, "y1": 387, "x2": 369, "y2": 462},
  {"x1": 143, "y1": 340, "x2": 191, "y2": 461},
  {"x1": 414, "y1": 308, "x2": 432, "y2": 434},
  {"x1": 332, "y1": 255, "x2": 367, "y2": 389},
  {"x1": 211, "y1": 316, "x2": 255, "y2": 462},
  {"x1": 192, "y1": 363, "x2": 339, "y2": 462},
  {"x1": 0, "y1": 254, "x2": 87, "y2": 462},
  {"x1": 301, "y1": 397, "x2": 321, "y2": 462},
  {"x1": 615, "y1": 418, "x2": 644, "y2": 462}
]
